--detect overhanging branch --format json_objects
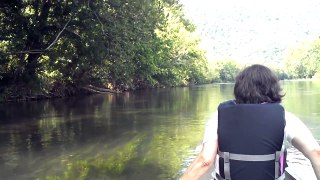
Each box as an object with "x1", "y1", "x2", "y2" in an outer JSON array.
[
  {"x1": 45, "y1": 18, "x2": 71, "y2": 50},
  {"x1": 13, "y1": 18, "x2": 72, "y2": 54}
]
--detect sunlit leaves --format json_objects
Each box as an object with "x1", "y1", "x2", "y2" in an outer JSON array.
[
  {"x1": 154, "y1": 4, "x2": 209, "y2": 86},
  {"x1": 285, "y1": 38, "x2": 320, "y2": 79},
  {"x1": 1, "y1": 0, "x2": 211, "y2": 99}
]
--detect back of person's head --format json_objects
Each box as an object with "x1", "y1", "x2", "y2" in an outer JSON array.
[{"x1": 234, "y1": 64, "x2": 283, "y2": 104}]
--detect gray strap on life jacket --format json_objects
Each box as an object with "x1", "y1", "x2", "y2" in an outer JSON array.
[
  {"x1": 218, "y1": 150, "x2": 282, "y2": 180},
  {"x1": 224, "y1": 152, "x2": 231, "y2": 180},
  {"x1": 275, "y1": 151, "x2": 281, "y2": 179},
  {"x1": 218, "y1": 151, "x2": 277, "y2": 161}
]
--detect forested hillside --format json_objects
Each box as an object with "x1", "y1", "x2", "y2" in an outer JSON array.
[{"x1": 181, "y1": 0, "x2": 320, "y2": 80}]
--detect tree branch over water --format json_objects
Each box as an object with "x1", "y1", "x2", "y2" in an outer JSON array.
[{"x1": 13, "y1": 18, "x2": 72, "y2": 55}]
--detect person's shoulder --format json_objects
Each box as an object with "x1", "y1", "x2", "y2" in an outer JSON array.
[
  {"x1": 284, "y1": 111, "x2": 300, "y2": 120},
  {"x1": 219, "y1": 100, "x2": 236, "y2": 105},
  {"x1": 284, "y1": 111, "x2": 303, "y2": 126},
  {"x1": 284, "y1": 111, "x2": 305, "y2": 143},
  {"x1": 218, "y1": 100, "x2": 236, "y2": 109}
]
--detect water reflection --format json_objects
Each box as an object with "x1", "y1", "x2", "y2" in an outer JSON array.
[
  {"x1": 282, "y1": 80, "x2": 320, "y2": 138},
  {"x1": 0, "y1": 81, "x2": 319, "y2": 179}
]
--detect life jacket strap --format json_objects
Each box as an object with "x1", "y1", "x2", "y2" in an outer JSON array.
[
  {"x1": 215, "y1": 172, "x2": 285, "y2": 180},
  {"x1": 223, "y1": 152, "x2": 231, "y2": 180},
  {"x1": 275, "y1": 151, "x2": 281, "y2": 178},
  {"x1": 218, "y1": 151, "x2": 278, "y2": 161},
  {"x1": 218, "y1": 150, "x2": 283, "y2": 180}
]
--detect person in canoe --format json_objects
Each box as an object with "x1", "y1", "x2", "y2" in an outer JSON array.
[{"x1": 180, "y1": 64, "x2": 320, "y2": 180}]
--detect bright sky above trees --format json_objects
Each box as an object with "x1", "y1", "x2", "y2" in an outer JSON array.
[{"x1": 179, "y1": 0, "x2": 320, "y2": 64}]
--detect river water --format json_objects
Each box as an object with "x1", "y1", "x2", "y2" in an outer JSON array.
[{"x1": 0, "y1": 81, "x2": 319, "y2": 180}]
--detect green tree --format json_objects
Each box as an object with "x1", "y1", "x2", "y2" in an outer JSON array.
[
  {"x1": 153, "y1": 4, "x2": 209, "y2": 86},
  {"x1": 209, "y1": 60, "x2": 240, "y2": 82},
  {"x1": 284, "y1": 38, "x2": 320, "y2": 79},
  {"x1": 0, "y1": 0, "x2": 210, "y2": 101}
]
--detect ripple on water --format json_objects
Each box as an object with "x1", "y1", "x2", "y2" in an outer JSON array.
[{"x1": 286, "y1": 147, "x2": 317, "y2": 180}]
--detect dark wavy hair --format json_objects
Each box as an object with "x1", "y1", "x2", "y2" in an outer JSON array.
[{"x1": 234, "y1": 64, "x2": 284, "y2": 104}]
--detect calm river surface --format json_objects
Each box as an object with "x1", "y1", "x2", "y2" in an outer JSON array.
[{"x1": 0, "y1": 81, "x2": 319, "y2": 180}]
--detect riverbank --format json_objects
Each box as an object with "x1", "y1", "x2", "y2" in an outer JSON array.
[
  {"x1": 0, "y1": 83, "x2": 192, "y2": 103},
  {"x1": 0, "y1": 84, "x2": 124, "y2": 103},
  {"x1": 2, "y1": 78, "x2": 319, "y2": 103}
]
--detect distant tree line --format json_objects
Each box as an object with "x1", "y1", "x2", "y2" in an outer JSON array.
[
  {"x1": 209, "y1": 36, "x2": 320, "y2": 83},
  {"x1": 208, "y1": 59, "x2": 240, "y2": 83}
]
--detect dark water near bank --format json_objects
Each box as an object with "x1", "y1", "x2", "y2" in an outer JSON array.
[{"x1": 0, "y1": 81, "x2": 319, "y2": 180}]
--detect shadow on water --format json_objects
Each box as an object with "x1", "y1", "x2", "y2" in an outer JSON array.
[
  {"x1": 0, "y1": 87, "x2": 215, "y2": 179},
  {"x1": 0, "y1": 94, "x2": 157, "y2": 179}
]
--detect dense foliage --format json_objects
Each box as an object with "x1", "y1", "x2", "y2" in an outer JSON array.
[
  {"x1": 0, "y1": 0, "x2": 209, "y2": 101},
  {"x1": 208, "y1": 59, "x2": 240, "y2": 83},
  {"x1": 284, "y1": 38, "x2": 320, "y2": 79}
]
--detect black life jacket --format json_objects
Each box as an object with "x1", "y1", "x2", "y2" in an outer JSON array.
[{"x1": 217, "y1": 100, "x2": 286, "y2": 180}]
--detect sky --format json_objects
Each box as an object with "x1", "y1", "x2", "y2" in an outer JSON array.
[{"x1": 179, "y1": 0, "x2": 320, "y2": 64}]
